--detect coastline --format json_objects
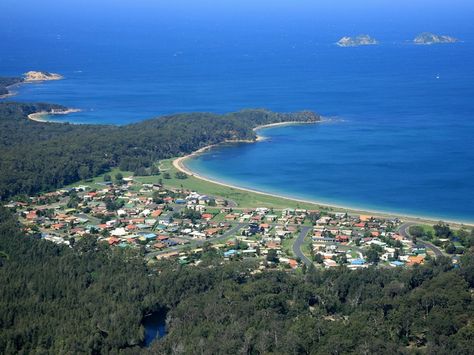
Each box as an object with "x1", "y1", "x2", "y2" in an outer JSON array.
[
  {"x1": 173, "y1": 123, "x2": 474, "y2": 227},
  {"x1": 1, "y1": 72, "x2": 63, "y2": 100},
  {"x1": 0, "y1": 82, "x2": 24, "y2": 99},
  {"x1": 252, "y1": 120, "x2": 319, "y2": 131},
  {"x1": 28, "y1": 108, "x2": 81, "y2": 123},
  {"x1": 0, "y1": 92, "x2": 16, "y2": 99}
]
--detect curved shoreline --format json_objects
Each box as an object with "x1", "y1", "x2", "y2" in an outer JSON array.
[
  {"x1": 28, "y1": 108, "x2": 81, "y2": 123},
  {"x1": 173, "y1": 124, "x2": 474, "y2": 227},
  {"x1": 0, "y1": 82, "x2": 24, "y2": 99},
  {"x1": 1, "y1": 72, "x2": 64, "y2": 100}
]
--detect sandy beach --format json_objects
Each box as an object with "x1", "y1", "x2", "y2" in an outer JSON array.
[
  {"x1": 173, "y1": 122, "x2": 474, "y2": 227},
  {"x1": 0, "y1": 82, "x2": 24, "y2": 99},
  {"x1": 28, "y1": 108, "x2": 81, "y2": 123},
  {"x1": 0, "y1": 92, "x2": 16, "y2": 99},
  {"x1": 253, "y1": 120, "x2": 319, "y2": 131}
]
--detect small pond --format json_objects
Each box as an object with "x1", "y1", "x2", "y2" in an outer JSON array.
[{"x1": 142, "y1": 311, "x2": 167, "y2": 347}]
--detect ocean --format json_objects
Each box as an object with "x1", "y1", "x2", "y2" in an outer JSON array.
[{"x1": 1, "y1": 1, "x2": 473, "y2": 222}]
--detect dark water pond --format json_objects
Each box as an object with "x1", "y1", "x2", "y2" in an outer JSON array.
[{"x1": 143, "y1": 311, "x2": 167, "y2": 347}]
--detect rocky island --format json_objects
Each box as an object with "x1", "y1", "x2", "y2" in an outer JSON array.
[
  {"x1": 414, "y1": 32, "x2": 459, "y2": 45},
  {"x1": 336, "y1": 34, "x2": 378, "y2": 47},
  {"x1": 23, "y1": 71, "x2": 63, "y2": 82}
]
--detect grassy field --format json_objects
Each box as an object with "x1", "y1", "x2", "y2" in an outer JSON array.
[
  {"x1": 146, "y1": 159, "x2": 333, "y2": 210},
  {"x1": 301, "y1": 236, "x2": 313, "y2": 260},
  {"x1": 281, "y1": 237, "x2": 295, "y2": 257},
  {"x1": 409, "y1": 224, "x2": 436, "y2": 236},
  {"x1": 66, "y1": 168, "x2": 134, "y2": 190},
  {"x1": 59, "y1": 155, "x2": 356, "y2": 215},
  {"x1": 64, "y1": 159, "x2": 330, "y2": 211}
]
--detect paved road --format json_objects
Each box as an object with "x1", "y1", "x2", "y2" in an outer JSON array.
[
  {"x1": 146, "y1": 223, "x2": 246, "y2": 259},
  {"x1": 292, "y1": 226, "x2": 313, "y2": 266},
  {"x1": 398, "y1": 222, "x2": 444, "y2": 257}
]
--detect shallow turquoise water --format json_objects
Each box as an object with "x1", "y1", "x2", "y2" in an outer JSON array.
[{"x1": 186, "y1": 118, "x2": 474, "y2": 223}]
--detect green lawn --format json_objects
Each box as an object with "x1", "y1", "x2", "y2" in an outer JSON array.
[
  {"x1": 66, "y1": 168, "x2": 134, "y2": 190},
  {"x1": 65, "y1": 159, "x2": 326, "y2": 211},
  {"x1": 211, "y1": 212, "x2": 227, "y2": 223},
  {"x1": 301, "y1": 236, "x2": 313, "y2": 259},
  {"x1": 420, "y1": 225, "x2": 435, "y2": 234},
  {"x1": 146, "y1": 159, "x2": 332, "y2": 210},
  {"x1": 281, "y1": 237, "x2": 295, "y2": 257}
]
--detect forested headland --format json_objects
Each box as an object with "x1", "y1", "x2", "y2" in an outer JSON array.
[
  {"x1": 0, "y1": 77, "x2": 23, "y2": 97},
  {"x1": 0, "y1": 101, "x2": 319, "y2": 200}
]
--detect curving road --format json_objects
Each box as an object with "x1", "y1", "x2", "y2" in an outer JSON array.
[
  {"x1": 398, "y1": 222, "x2": 443, "y2": 257},
  {"x1": 292, "y1": 226, "x2": 313, "y2": 266}
]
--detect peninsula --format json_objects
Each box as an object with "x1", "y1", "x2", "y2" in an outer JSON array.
[
  {"x1": 0, "y1": 77, "x2": 23, "y2": 98},
  {"x1": 0, "y1": 71, "x2": 63, "y2": 99},
  {"x1": 0, "y1": 103, "x2": 320, "y2": 199},
  {"x1": 336, "y1": 34, "x2": 378, "y2": 47},
  {"x1": 414, "y1": 32, "x2": 459, "y2": 45}
]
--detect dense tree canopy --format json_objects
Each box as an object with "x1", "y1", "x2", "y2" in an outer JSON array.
[
  {"x1": 0, "y1": 77, "x2": 23, "y2": 96},
  {"x1": 1, "y1": 206, "x2": 473, "y2": 354},
  {"x1": 0, "y1": 102, "x2": 319, "y2": 200}
]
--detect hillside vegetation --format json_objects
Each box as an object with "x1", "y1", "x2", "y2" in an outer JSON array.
[
  {"x1": 0, "y1": 102, "x2": 319, "y2": 200},
  {"x1": 0, "y1": 206, "x2": 473, "y2": 354},
  {"x1": 0, "y1": 77, "x2": 23, "y2": 96}
]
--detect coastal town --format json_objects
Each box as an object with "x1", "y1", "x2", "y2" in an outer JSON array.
[
  {"x1": 1, "y1": 2, "x2": 474, "y2": 349},
  {"x1": 6, "y1": 162, "x2": 458, "y2": 272}
]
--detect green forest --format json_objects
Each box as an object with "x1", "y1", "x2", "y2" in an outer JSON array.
[
  {"x1": 0, "y1": 102, "x2": 319, "y2": 200},
  {"x1": 0, "y1": 77, "x2": 23, "y2": 96},
  {"x1": 1, "y1": 99, "x2": 473, "y2": 354},
  {"x1": 1, "y1": 206, "x2": 473, "y2": 354}
]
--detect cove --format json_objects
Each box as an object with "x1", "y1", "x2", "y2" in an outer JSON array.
[{"x1": 185, "y1": 119, "x2": 474, "y2": 224}]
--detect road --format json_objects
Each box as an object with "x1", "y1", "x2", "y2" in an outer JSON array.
[
  {"x1": 292, "y1": 226, "x2": 313, "y2": 266},
  {"x1": 146, "y1": 223, "x2": 246, "y2": 259},
  {"x1": 398, "y1": 222, "x2": 444, "y2": 257}
]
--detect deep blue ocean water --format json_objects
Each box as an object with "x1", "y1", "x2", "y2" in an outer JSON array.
[{"x1": 1, "y1": 1, "x2": 473, "y2": 222}]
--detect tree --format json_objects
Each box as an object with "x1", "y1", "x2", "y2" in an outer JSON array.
[
  {"x1": 115, "y1": 172, "x2": 123, "y2": 182},
  {"x1": 266, "y1": 249, "x2": 279, "y2": 263},
  {"x1": 393, "y1": 248, "x2": 400, "y2": 260},
  {"x1": 445, "y1": 243, "x2": 456, "y2": 254},
  {"x1": 152, "y1": 191, "x2": 164, "y2": 204},
  {"x1": 134, "y1": 167, "x2": 148, "y2": 176},
  {"x1": 103, "y1": 174, "x2": 112, "y2": 182},
  {"x1": 78, "y1": 165, "x2": 91, "y2": 180},
  {"x1": 336, "y1": 254, "x2": 347, "y2": 265},
  {"x1": 67, "y1": 196, "x2": 79, "y2": 209},
  {"x1": 175, "y1": 172, "x2": 188, "y2": 179},
  {"x1": 409, "y1": 225, "x2": 424, "y2": 239},
  {"x1": 150, "y1": 165, "x2": 160, "y2": 175},
  {"x1": 458, "y1": 229, "x2": 474, "y2": 248},
  {"x1": 425, "y1": 230, "x2": 434, "y2": 240},
  {"x1": 313, "y1": 253, "x2": 324, "y2": 264},
  {"x1": 433, "y1": 222, "x2": 452, "y2": 239},
  {"x1": 366, "y1": 246, "x2": 380, "y2": 264}
]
